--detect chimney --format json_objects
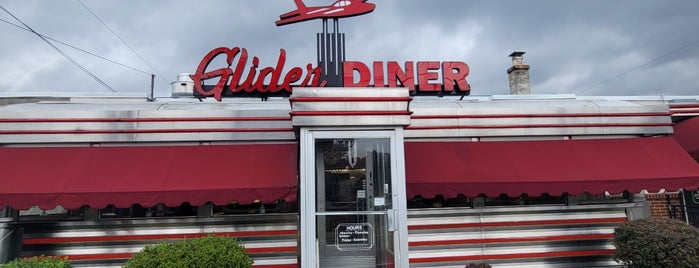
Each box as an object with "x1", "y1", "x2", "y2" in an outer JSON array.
[{"x1": 507, "y1": 51, "x2": 531, "y2": 94}]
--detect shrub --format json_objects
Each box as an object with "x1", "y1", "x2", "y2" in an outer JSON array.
[
  {"x1": 613, "y1": 218, "x2": 699, "y2": 268},
  {"x1": 123, "y1": 235, "x2": 253, "y2": 268},
  {"x1": 0, "y1": 256, "x2": 72, "y2": 268}
]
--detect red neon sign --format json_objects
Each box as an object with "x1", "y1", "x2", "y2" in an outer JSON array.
[
  {"x1": 190, "y1": 47, "x2": 326, "y2": 101},
  {"x1": 344, "y1": 61, "x2": 470, "y2": 93},
  {"x1": 276, "y1": 0, "x2": 376, "y2": 26},
  {"x1": 190, "y1": 47, "x2": 471, "y2": 100}
]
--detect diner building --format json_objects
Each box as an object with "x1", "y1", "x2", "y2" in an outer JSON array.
[{"x1": 1, "y1": 56, "x2": 699, "y2": 267}]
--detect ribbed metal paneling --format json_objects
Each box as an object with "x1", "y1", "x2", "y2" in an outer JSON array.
[
  {"x1": 406, "y1": 100, "x2": 673, "y2": 139},
  {"x1": 0, "y1": 101, "x2": 295, "y2": 143},
  {"x1": 18, "y1": 214, "x2": 298, "y2": 268},
  {"x1": 407, "y1": 203, "x2": 642, "y2": 267},
  {"x1": 289, "y1": 87, "x2": 412, "y2": 127}
]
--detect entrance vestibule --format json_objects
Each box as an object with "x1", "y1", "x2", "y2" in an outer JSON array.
[{"x1": 299, "y1": 130, "x2": 409, "y2": 268}]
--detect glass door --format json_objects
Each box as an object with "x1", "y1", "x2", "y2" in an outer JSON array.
[{"x1": 300, "y1": 130, "x2": 408, "y2": 268}]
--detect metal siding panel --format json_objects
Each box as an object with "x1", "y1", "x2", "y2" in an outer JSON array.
[
  {"x1": 406, "y1": 204, "x2": 638, "y2": 267},
  {"x1": 19, "y1": 214, "x2": 299, "y2": 267}
]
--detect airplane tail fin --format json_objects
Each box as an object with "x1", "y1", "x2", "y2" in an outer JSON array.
[
  {"x1": 279, "y1": 0, "x2": 307, "y2": 20},
  {"x1": 294, "y1": 0, "x2": 307, "y2": 10}
]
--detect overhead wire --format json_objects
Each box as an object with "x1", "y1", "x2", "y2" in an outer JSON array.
[
  {"x1": 0, "y1": 3, "x2": 117, "y2": 93},
  {"x1": 77, "y1": 0, "x2": 168, "y2": 84},
  {"x1": 0, "y1": 17, "x2": 151, "y2": 76},
  {"x1": 580, "y1": 38, "x2": 699, "y2": 94}
]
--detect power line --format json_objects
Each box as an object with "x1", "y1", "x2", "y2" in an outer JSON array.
[
  {"x1": 580, "y1": 38, "x2": 699, "y2": 93},
  {"x1": 0, "y1": 17, "x2": 151, "y2": 76},
  {"x1": 77, "y1": 0, "x2": 168, "y2": 84},
  {"x1": 0, "y1": 3, "x2": 117, "y2": 93}
]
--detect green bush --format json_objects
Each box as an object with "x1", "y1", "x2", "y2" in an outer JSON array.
[
  {"x1": 123, "y1": 235, "x2": 253, "y2": 268},
  {"x1": 0, "y1": 256, "x2": 72, "y2": 268},
  {"x1": 613, "y1": 218, "x2": 699, "y2": 268}
]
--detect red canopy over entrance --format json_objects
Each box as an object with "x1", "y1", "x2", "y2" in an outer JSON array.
[
  {"x1": 405, "y1": 137, "x2": 699, "y2": 198},
  {"x1": 0, "y1": 144, "x2": 298, "y2": 209}
]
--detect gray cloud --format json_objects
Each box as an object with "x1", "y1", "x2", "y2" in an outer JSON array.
[{"x1": 1, "y1": 0, "x2": 698, "y2": 97}]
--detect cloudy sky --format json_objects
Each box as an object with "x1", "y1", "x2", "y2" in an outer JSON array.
[{"x1": 1, "y1": 0, "x2": 698, "y2": 98}]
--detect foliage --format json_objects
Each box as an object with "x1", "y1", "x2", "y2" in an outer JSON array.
[
  {"x1": 123, "y1": 235, "x2": 253, "y2": 268},
  {"x1": 0, "y1": 256, "x2": 72, "y2": 268},
  {"x1": 613, "y1": 218, "x2": 699, "y2": 268},
  {"x1": 465, "y1": 263, "x2": 492, "y2": 268}
]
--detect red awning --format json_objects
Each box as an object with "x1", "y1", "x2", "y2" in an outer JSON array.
[
  {"x1": 405, "y1": 137, "x2": 699, "y2": 198},
  {"x1": 0, "y1": 144, "x2": 297, "y2": 209},
  {"x1": 673, "y1": 116, "x2": 699, "y2": 160}
]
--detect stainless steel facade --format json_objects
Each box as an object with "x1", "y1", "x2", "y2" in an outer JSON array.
[{"x1": 1, "y1": 92, "x2": 696, "y2": 267}]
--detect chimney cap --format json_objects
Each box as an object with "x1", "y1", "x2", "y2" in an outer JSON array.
[{"x1": 509, "y1": 51, "x2": 525, "y2": 57}]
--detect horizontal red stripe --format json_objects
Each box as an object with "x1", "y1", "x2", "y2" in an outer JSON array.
[
  {"x1": 0, "y1": 127, "x2": 293, "y2": 135},
  {"x1": 246, "y1": 246, "x2": 297, "y2": 254},
  {"x1": 290, "y1": 97, "x2": 412, "y2": 102},
  {"x1": 670, "y1": 108, "x2": 699, "y2": 114},
  {"x1": 24, "y1": 246, "x2": 297, "y2": 261},
  {"x1": 408, "y1": 217, "x2": 627, "y2": 230},
  {"x1": 409, "y1": 249, "x2": 616, "y2": 263},
  {"x1": 411, "y1": 112, "x2": 670, "y2": 119},
  {"x1": 409, "y1": 233, "x2": 613, "y2": 247},
  {"x1": 290, "y1": 111, "x2": 412, "y2": 116},
  {"x1": 23, "y1": 230, "x2": 297, "y2": 245},
  {"x1": 669, "y1": 104, "x2": 699, "y2": 108},
  {"x1": 67, "y1": 253, "x2": 133, "y2": 261},
  {"x1": 252, "y1": 265, "x2": 298, "y2": 268},
  {"x1": 0, "y1": 117, "x2": 291, "y2": 123},
  {"x1": 406, "y1": 122, "x2": 672, "y2": 130}
]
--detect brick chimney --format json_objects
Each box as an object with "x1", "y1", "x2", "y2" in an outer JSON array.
[{"x1": 507, "y1": 51, "x2": 531, "y2": 94}]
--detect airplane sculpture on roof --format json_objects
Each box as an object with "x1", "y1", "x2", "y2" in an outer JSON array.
[{"x1": 276, "y1": 0, "x2": 376, "y2": 26}]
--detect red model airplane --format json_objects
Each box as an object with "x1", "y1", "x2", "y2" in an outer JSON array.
[{"x1": 276, "y1": 0, "x2": 376, "y2": 26}]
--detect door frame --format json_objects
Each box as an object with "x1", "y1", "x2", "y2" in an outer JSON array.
[{"x1": 299, "y1": 127, "x2": 409, "y2": 267}]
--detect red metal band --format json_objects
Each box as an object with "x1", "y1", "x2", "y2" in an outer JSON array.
[
  {"x1": 0, "y1": 127, "x2": 294, "y2": 135},
  {"x1": 669, "y1": 104, "x2": 699, "y2": 108},
  {"x1": 22, "y1": 229, "x2": 298, "y2": 245},
  {"x1": 408, "y1": 249, "x2": 616, "y2": 263},
  {"x1": 406, "y1": 122, "x2": 672, "y2": 130},
  {"x1": 411, "y1": 112, "x2": 670, "y2": 120},
  {"x1": 670, "y1": 108, "x2": 699, "y2": 114},
  {"x1": 290, "y1": 111, "x2": 412, "y2": 116},
  {"x1": 290, "y1": 97, "x2": 412, "y2": 102},
  {"x1": 408, "y1": 217, "x2": 627, "y2": 230},
  {"x1": 409, "y1": 233, "x2": 613, "y2": 247},
  {"x1": 0, "y1": 117, "x2": 291, "y2": 123}
]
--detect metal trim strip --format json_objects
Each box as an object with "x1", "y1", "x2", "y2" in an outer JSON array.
[
  {"x1": 290, "y1": 97, "x2": 413, "y2": 102},
  {"x1": 411, "y1": 112, "x2": 670, "y2": 119},
  {"x1": 0, "y1": 127, "x2": 294, "y2": 135},
  {"x1": 408, "y1": 233, "x2": 613, "y2": 247},
  {"x1": 406, "y1": 122, "x2": 673, "y2": 130},
  {"x1": 290, "y1": 111, "x2": 413, "y2": 116},
  {"x1": 408, "y1": 249, "x2": 616, "y2": 263},
  {"x1": 22, "y1": 230, "x2": 297, "y2": 245},
  {"x1": 408, "y1": 217, "x2": 627, "y2": 230},
  {"x1": 669, "y1": 104, "x2": 699, "y2": 108},
  {"x1": 0, "y1": 117, "x2": 291, "y2": 123},
  {"x1": 26, "y1": 246, "x2": 298, "y2": 261},
  {"x1": 670, "y1": 108, "x2": 699, "y2": 114}
]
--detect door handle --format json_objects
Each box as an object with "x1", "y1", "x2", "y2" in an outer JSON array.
[{"x1": 387, "y1": 208, "x2": 398, "y2": 232}]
